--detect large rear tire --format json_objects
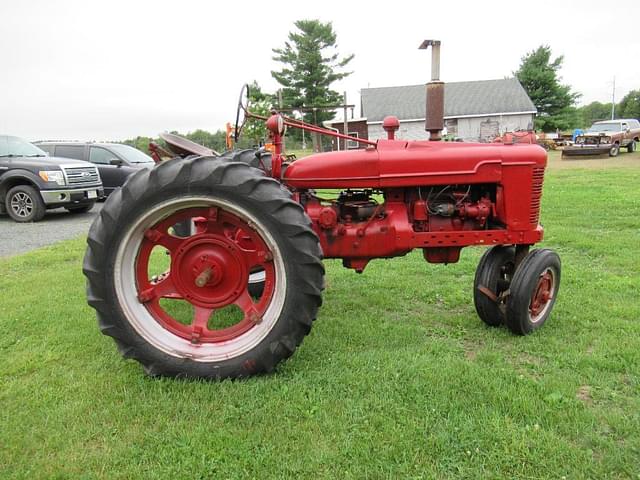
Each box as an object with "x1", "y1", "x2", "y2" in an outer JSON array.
[{"x1": 83, "y1": 156, "x2": 324, "y2": 379}]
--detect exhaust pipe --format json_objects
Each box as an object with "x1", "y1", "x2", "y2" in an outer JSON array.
[{"x1": 419, "y1": 40, "x2": 444, "y2": 141}]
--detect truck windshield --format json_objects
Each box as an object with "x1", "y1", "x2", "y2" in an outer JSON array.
[
  {"x1": 0, "y1": 136, "x2": 47, "y2": 157},
  {"x1": 109, "y1": 144, "x2": 155, "y2": 164},
  {"x1": 587, "y1": 123, "x2": 622, "y2": 133}
]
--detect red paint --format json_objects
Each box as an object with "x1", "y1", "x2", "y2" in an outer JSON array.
[
  {"x1": 135, "y1": 207, "x2": 275, "y2": 343},
  {"x1": 284, "y1": 141, "x2": 546, "y2": 269},
  {"x1": 530, "y1": 270, "x2": 553, "y2": 316},
  {"x1": 255, "y1": 108, "x2": 547, "y2": 271},
  {"x1": 382, "y1": 116, "x2": 400, "y2": 140}
]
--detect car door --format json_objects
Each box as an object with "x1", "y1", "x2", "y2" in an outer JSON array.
[
  {"x1": 0, "y1": 136, "x2": 9, "y2": 182},
  {"x1": 88, "y1": 146, "x2": 126, "y2": 195},
  {"x1": 620, "y1": 122, "x2": 629, "y2": 144}
]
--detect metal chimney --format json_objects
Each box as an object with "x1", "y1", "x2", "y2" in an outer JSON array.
[{"x1": 419, "y1": 40, "x2": 444, "y2": 141}]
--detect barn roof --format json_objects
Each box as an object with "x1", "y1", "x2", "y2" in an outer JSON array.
[{"x1": 361, "y1": 78, "x2": 536, "y2": 123}]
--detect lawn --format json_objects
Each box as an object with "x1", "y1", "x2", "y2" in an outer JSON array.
[{"x1": 1, "y1": 150, "x2": 639, "y2": 478}]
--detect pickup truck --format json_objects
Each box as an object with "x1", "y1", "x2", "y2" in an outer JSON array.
[
  {"x1": 0, "y1": 135, "x2": 104, "y2": 222},
  {"x1": 563, "y1": 119, "x2": 640, "y2": 157}
]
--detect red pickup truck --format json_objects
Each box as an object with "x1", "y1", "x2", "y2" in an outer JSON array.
[{"x1": 563, "y1": 119, "x2": 640, "y2": 157}]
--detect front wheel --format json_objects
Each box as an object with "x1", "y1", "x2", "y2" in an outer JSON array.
[
  {"x1": 505, "y1": 249, "x2": 561, "y2": 335},
  {"x1": 609, "y1": 144, "x2": 620, "y2": 157},
  {"x1": 473, "y1": 246, "x2": 515, "y2": 327},
  {"x1": 5, "y1": 185, "x2": 46, "y2": 222},
  {"x1": 83, "y1": 156, "x2": 324, "y2": 379}
]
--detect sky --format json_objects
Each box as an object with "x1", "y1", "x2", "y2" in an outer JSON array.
[{"x1": 1, "y1": 0, "x2": 639, "y2": 141}]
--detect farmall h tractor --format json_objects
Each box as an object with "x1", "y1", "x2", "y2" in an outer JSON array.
[{"x1": 83, "y1": 85, "x2": 561, "y2": 379}]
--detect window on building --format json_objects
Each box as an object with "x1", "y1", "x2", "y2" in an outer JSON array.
[{"x1": 347, "y1": 132, "x2": 359, "y2": 149}]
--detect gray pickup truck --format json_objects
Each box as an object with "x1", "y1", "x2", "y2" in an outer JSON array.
[{"x1": 0, "y1": 135, "x2": 104, "y2": 222}]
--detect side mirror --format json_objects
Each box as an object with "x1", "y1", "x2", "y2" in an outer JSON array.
[{"x1": 109, "y1": 158, "x2": 123, "y2": 167}]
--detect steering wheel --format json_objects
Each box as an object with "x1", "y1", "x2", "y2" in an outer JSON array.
[{"x1": 234, "y1": 84, "x2": 250, "y2": 143}]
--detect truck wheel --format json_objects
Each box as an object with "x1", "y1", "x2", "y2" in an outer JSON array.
[
  {"x1": 473, "y1": 246, "x2": 515, "y2": 327},
  {"x1": 505, "y1": 249, "x2": 560, "y2": 335},
  {"x1": 66, "y1": 201, "x2": 96, "y2": 214},
  {"x1": 627, "y1": 140, "x2": 636, "y2": 153},
  {"x1": 609, "y1": 144, "x2": 620, "y2": 157},
  {"x1": 5, "y1": 185, "x2": 46, "y2": 222},
  {"x1": 83, "y1": 156, "x2": 324, "y2": 379}
]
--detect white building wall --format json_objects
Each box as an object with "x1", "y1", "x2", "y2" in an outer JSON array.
[
  {"x1": 368, "y1": 113, "x2": 534, "y2": 143},
  {"x1": 368, "y1": 121, "x2": 428, "y2": 141},
  {"x1": 457, "y1": 114, "x2": 534, "y2": 142}
]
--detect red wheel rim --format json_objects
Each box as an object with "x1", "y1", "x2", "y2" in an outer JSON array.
[
  {"x1": 529, "y1": 268, "x2": 555, "y2": 322},
  {"x1": 134, "y1": 206, "x2": 275, "y2": 344}
]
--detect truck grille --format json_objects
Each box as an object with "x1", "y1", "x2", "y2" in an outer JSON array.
[
  {"x1": 62, "y1": 166, "x2": 100, "y2": 186},
  {"x1": 530, "y1": 167, "x2": 545, "y2": 225}
]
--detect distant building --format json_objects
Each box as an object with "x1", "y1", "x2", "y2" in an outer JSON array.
[{"x1": 326, "y1": 78, "x2": 536, "y2": 149}]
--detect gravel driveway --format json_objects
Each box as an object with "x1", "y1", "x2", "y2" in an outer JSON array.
[{"x1": 0, "y1": 203, "x2": 103, "y2": 257}]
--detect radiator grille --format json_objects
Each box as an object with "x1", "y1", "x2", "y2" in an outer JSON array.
[
  {"x1": 63, "y1": 166, "x2": 100, "y2": 186},
  {"x1": 530, "y1": 167, "x2": 545, "y2": 225}
]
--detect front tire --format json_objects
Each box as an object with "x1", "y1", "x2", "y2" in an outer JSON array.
[
  {"x1": 505, "y1": 249, "x2": 561, "y2": 335},
  {"x1": 83, "y1": 156, "x2": 324, "y2": 379},
  {"x1": 473, "y1": 246, "x2": 515, "y2": 327},
  {"x1": 609, "y1": 144, "x2": 620, "y2": 157},
  {"x1": 5, "y1": 185, "x2": 46, "y2": 222}
]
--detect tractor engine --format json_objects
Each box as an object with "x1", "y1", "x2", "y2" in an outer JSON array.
[{"x1": 303, "y1": 185, "x2": 497, "y2": 271}]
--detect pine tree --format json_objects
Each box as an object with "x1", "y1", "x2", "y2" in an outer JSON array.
[
  {"x1": 515, "y1": 46, "x2": 580, "y2": 130},
  {"x1": 271, "y1": 19, "x2": 353, "y2": 129}
]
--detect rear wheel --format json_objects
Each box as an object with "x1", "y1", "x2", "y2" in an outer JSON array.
[
  {"x1": 473, "y1": 246, "x2": 515, "y2": 327},
  {"x1": 219, "y1": 149, "x2": 272, "y2": 174},
  {"x1": 83, "y1": 156, "x2": 324, "y2": 379},
  {"x1": 505, "y1": 249, "x2": 560, "y2": 335},
  {"x1": 5, "y1": 185, "x2": 46, "y2": 222},
  {"x1": 627, "y1": 140, "x2": 636, "y2": 153}
]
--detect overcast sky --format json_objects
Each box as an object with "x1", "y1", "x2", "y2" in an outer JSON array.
[{"x1": 1, "y1": 0, "x2": 639, "y2": 141}]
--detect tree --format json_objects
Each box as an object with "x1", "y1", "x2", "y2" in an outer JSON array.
[
  {"x1": 241, "y1": 81, "x2": 274, "y2": 147},
  {"x1": 271, "y1": 19, "x2": 353, "y2": 149},
  {"x1": 577, "y1": 101, "x2": 613, "y2": 127},
  {"x1": 184, "y1": 129, "x2": 227, "y2": 152},
  {"x1": 514, "y1": 46, "x2": 580, "y2": 131},
  {"x1": 617, "y1": 89, "x2": 640, "y2": 119}
]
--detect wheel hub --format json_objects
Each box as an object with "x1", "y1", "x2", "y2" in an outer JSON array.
[
  {"x1": 172, "y1": 235, "x2": 248, "y2": 308},
  {"x1": 529, "y1": 270, "x2": 554, "y2": 318}
]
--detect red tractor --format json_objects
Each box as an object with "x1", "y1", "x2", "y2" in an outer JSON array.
[{"x1": 83, "y1": 85, "x2": 561, "y2": 379}]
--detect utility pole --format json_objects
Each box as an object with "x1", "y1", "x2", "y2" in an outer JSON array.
[
  {"x1": 278, "y1": 89, "x2": 286, "y2": 150},
  {"x1": 611, "y1": 76, "x2": 616, "y2": 120},
  {"x1": 343, "y1": 92, "x2": 348, "y2": 151}
]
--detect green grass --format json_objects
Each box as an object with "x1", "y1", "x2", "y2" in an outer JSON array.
[{"x1": 1, "y1": 153, "x2": 640, "y2": 478}]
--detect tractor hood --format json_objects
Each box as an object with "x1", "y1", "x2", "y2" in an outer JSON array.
[{"x1": 283, "y1": 140, "x2": 547, "y2": 189}]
